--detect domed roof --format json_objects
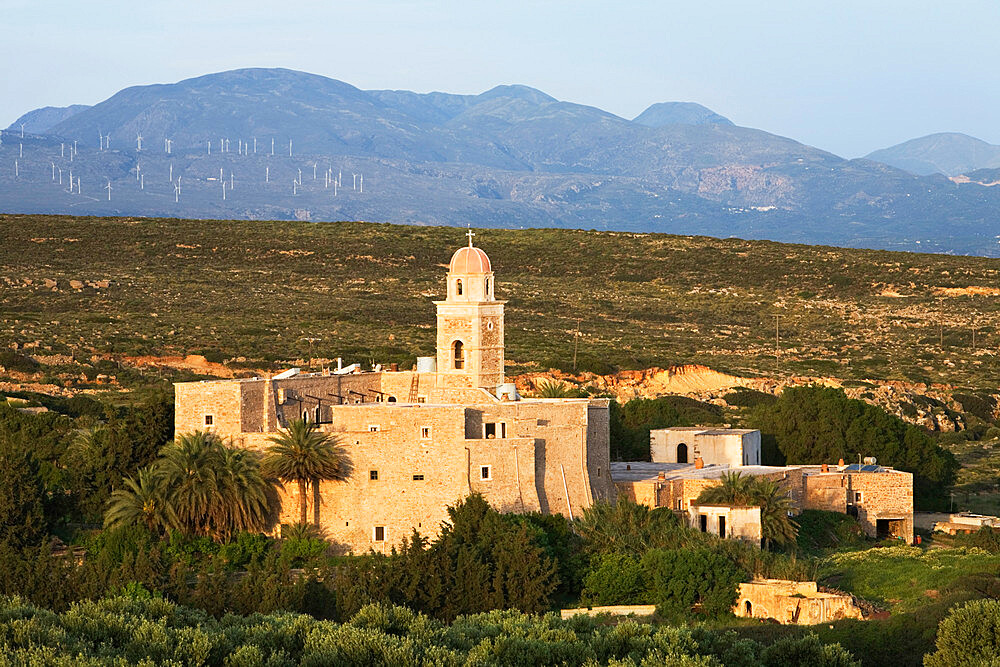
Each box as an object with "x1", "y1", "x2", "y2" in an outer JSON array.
[{"x1": 449, "y1": 245, "x2": 492, "y2": 274}]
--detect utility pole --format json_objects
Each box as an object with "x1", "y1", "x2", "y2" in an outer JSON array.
[
  {"x1": 775, "y1": 314, "x2": 780, "y2": 366},
  {"x1": 939, "y1": 322, "x2": 944, "y2": 350},
  {"x1": 572, "y1": 318, "x2": 582, "y2": 372}
]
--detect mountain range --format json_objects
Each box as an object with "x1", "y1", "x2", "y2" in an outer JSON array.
[{"x1": 3, "y1": 67, "x2": 1000, "y2": 256}]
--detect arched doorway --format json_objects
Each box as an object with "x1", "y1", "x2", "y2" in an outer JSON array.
[
  {"x1": 677, "y1": 442, "x2": 688, "y2": 463},
  {"x1": 744, "y1": 600, "x2": 752, "y2": 617},
  {"x1": 453, "y1": 340, "x2": 464, "y2": 369}
]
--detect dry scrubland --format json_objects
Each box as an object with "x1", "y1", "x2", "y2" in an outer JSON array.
[{"x1": 3, "y1": 213, "x2": 1000, "y2": 389}]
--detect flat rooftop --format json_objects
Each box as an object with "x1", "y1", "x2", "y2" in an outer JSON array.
[{"x1": 611, "y1": 461, "x2": 905, "y2": 483}]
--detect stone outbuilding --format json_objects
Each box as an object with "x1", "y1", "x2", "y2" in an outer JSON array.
[
  {"x1": 688, "y1": 504, "x2": 762, "y2": 545},
  {"x1": 734, "y1": 580, "x2": 864, "y2": 625}
]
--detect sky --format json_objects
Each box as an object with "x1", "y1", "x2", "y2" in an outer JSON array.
[{"x1": 2, "y1": 0, "x2": 999, "y2": 158}]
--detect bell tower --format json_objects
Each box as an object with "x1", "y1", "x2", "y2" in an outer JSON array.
[{"x1": 434, "y1": 230, "x2": 505, "y2": 389}]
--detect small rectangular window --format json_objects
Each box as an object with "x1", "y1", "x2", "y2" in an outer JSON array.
[
  {"x1": 854, "y1": 491, "x2": 863, "y2": 503},
  {"x1": 500, "y1": 423, "x2": 506, "y2": 438},
  {"x1": 204, "y1": 414, "x2": 214, "y2": 426},
  {"x1": 413, "y1": 474, "x2": 425, "y2": 481},
  {"x1": 597, "y1": 467, "x2": 601, "y2": 478},
  {"x1": 480, "y1": 465, "x2": 492, "y2": 480},
  {"x1": 369, "y1": 470, "x2": 379, "y2": 481},
  {"x1": 417, "y1": 396, "x2": 427, "y2": 404},
  {"x1": 421, "y1": 427, "x2": 431, "y2": 439},
  {"x1": 484, "y1": 423, "x2": 496, "y2": 439},
  {"x1": 373, "y1": 526, "x2": 385, "y2": 542},
  {"x1": 369, "y1": 425, "x2": 380, "y2": 432}
]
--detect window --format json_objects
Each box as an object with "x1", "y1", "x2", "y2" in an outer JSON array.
[
  {"x1": 369, "y1": 425, "x2": 380, "y2": 432},
  {"x1": 387, "y1": 396, "x2": 397, "y2": 403},
  {"x1": 676, "y1": 498, "x2": 683, "y2": 511},
  {"x1": 373, "y1": 526, "x2": 385, "y2": 542},
  {"x1": 480, "y1": 465, "x2": 492, "y2": 480},
  {"x1": 417, "y1": 396, "x2": 427, "y2": 404},
  {"x1": 699, "y1": 514, "x2": 707, "y2": 532},
  {"x1": 596, "y1": 467, "x2": 601, "y2": 478},
  {"x1": 204, "y1": 414, "x2": 214, "y2": 426},
  {"x1": 314, "y1": 406, "x2": 321, "y2": 422},
  {"x1": 485, "y1": 277, "x2": 490, "y2": 296},
  {"x1": 412, "y1": 474, "x2": 425, "y2": 481},
  {"x1": 369, "y1": 470, "x2": 379, "y2": 481},
  {"x1": 302, "y1": 410, "x2": 309, "y2": 422},
  {"x1": 421, "y1": 427, "x2": 431, "y2": 439},
  {"x1": 453, "y1": 340, "x2": 464, "y2": 369},
  {"x1": 676, "y1": 442, "x2": 688, "y2": 464},
  {"x1": 456, "y1": 279, "x2": 463, "y2": 296},
  {"x1": 718, "y1": 515, "x2": 726, "y2": 538},
  {"x1": 484, "y1": 422, "x2": 506, "y2": 439},
  {"x1": 854, "y1": 491, "x2": 863, "y2": 503}
]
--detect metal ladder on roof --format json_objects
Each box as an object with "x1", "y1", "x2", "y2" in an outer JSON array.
[{"x1": 407, "y1": 372, "x2": 419, "y2": 403}]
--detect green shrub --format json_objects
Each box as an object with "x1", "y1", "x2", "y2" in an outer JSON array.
[
  {"x1": 0, "y1": 350, "x2": 40, "y2": 374},
  {"x1": 640, "y1": 547, "x2": 747, "y2": 617},
  {"x1": 279, "y1": 536, "x2": 328, "y2": 566},
  {"x1": 218, "y1": 532, "x2": 273, "y2": 568},
  {"x1": 580, "y1": 553, "x2": 645, "y2": 606},
  {"x1": 925, "y1": 598, "x2": 1000, "y2": 667}
]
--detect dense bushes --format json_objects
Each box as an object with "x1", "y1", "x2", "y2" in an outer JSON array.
[
  {"x1": 925, "y1": 599, "x2": 1000, "y2": 667},
  {"x1": 581, "y1": 548, "x2": 747, "y2": 618},
  {"x1": 746, "y1": 386, "x2": 958, "y2": 507},
  {"x1": 0, "y1": 594, "x2": 861, "y2": 666}
]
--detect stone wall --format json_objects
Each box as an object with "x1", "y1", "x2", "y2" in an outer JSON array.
[{"x1": 734, "y1": 580, "x2": 864, "y2": 625}]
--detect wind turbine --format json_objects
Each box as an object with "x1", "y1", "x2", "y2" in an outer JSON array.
[
  {"x1": 288, "y1": 139, "x2": 292, "y2": 157},
  {"x1": 265, "y1": 165, "x2": 269, "y2": 183},
  {"x1": 19, "y1": 143, "x2": 22, "y2": 158},
  {"x1": 57, "y1": 167, "x2": 62, "y2": 185},
  {"x1": 106, "y1": 180, "x2": 111, "y2": 201},
  {"x1": 136, "y1": 133, "x2": 142, "y2": 151},
  {"x1": 13, "y1": 160, "x2": 17, "y2": 178},
  {"x1": 271, "y1": 138, "x2": 274, "y2": 156},
  {"x1": 229, "y1": 172, "x2": 234, "y2": 190},
  {"x1": 313, "y1": 163, "x2": 317, "y2": 180},
  {"x1": 20, "y1": 123, "x2": 24, "y2": 139},
  {"x1": 253, "y1": 137, "x2": 257, "y2": 154},
  {"x1": 222, "y1": 181, "x2": 226, "y2": 201},
  {"x1": 169, "y1": 163, "x2": 173, "y2": 182},
  {"x1": 297, "y1": 168, "x2": 302, "y2": 185},
  {"x1": 352, "y1": 173, "x2": 357, "y2": 190},
  {"x1": 140, "y1": 173, "x2": 144, "y2": 190},
  {"x1": 51, "y1": 163, "x2": 55, "y2": 180},
  {"x1": 360, "y1": 174, "x2": 363, "y2": 193},
  {"x1": 165, "y1": 138, "x2": 172, "y2": 154},
  {"x1": 208, "y1": 141, "x2": 212, "y2": 155},
  {"x1": 293, "y1": 180, "x2": 297, "y2": 195},
  {"x1": 61, "y1": 143, "x2": 65, "y2": 158},
  {"x1": 73, "y1": 140, "x2": 77, "y2": 156},
  {"x1": 174, "y1": 183, "x2": 179, "y2": 202},
  {"x1": 76, "y1": 178, "x2": 81, "y2": 195},
  {"x1": 99, "y1": 131, "x2": 104, "y2": 150}
]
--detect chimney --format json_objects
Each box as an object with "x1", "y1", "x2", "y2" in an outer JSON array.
[
  {"x1": 837, "y1": 458, "x2": 845, "y2": 467},
  {"x1": 389, "y1": 362, "x2": 399, "y2": 372},
  {"x1": 657, "y1": 471, "x2": 666, "y2": 481},
  {"x1": 694, "y1": 457, "x2": 704, "y2": 469},
  {"x1": 821, "y1": 463, "x2": 829, "y2": 472}
]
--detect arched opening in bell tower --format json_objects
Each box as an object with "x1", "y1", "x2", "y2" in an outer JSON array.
[
  {"x1": 453, "y1": 340, "x2": 465, "y2": 369},
  {"x1": 456, "y1": 279, "x2": 463, "y2": 296}
]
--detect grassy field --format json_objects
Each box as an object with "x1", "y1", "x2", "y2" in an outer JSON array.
[{"x1": 3, "y1": 214, "x2": 1000, "y2": 390}]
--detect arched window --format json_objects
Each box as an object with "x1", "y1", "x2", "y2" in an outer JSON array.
[
  {"x1": 485, "y1": 277, "x2": 490, "y2": 297},
  {"x1": 314, "y1": 406, "x2": 321, "y2": 423},
  {"x1": 453, "y1": 340, "x2": 464, "y2": 369},
  {"x1": 456, "y1": 279, "x2": 463, "y2": 296},
  {"x1": 677, "y1": 442, "x2": 688, "y2": 464}
]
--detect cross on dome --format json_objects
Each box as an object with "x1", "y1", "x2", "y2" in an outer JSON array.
[{"x1": 466, "y1": 226, "x2": 475, "y2": 247}]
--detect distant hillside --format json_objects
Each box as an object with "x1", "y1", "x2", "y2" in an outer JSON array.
[
  {"x1": 865, "y1": 132, "x2": 1000, "y2": 176},
  {"x1": 633, "y1": 102, "x2": 732, "y2": 127},
  {"x1": 6, "y1": 105, "x2": 90, "y2": 134},
  {"x1": 4, "y1": 68, "x2": 1000, "y2": 255}
]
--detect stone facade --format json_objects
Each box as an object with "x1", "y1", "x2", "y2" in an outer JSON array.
[
  {"x1": 612, "y1": 455, "x2": 915, "y2": 544},
  {"x1": 174, "y1": 239, "x2": 615, "y2": 552},
  {"x1": 734, "y1": 580, "x2": 864, "y2": 625}
]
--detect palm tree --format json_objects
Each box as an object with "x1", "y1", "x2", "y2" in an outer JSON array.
[
  {"x1": 104, "y1": 466, "x2": 177, "y2": 533},
  {"x1": 696, "y1": 471, "x2": 757, "y2": 506},
  {"x1": 695, "y1": 472, "x2": 798, "y2": 549},
  {"x1": 535, "y1": 380, "x2": 585, "y2": 398},
  {"x1": 576, "y1": 498, "x2": 684, "y2": 555},
  {"x1": 216, "y1": 446, "x2": 273, "y2": 541},
  {"x1": 156, "y1": 430, "x2": 225, "y2": 537},
  {"x1": 261, "y1": 419, "x2": 347, "y2": 527},
  {"x1": 750, "y1": 478, "x2": 798, "y2": 548}
]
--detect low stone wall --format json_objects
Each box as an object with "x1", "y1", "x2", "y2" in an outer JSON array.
[{"x1": 560, "y1": 605, "x2": 657, "y2": 620}]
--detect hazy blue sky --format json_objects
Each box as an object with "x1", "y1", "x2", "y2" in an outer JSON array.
[{"x1": 2, "y1": 1, "x2": 998, "y2": 157}]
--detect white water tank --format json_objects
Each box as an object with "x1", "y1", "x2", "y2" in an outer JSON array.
[
  {"x1": 496, "y1": 383, "x2": 519, "y2": 401},
  {"x1": 416, "y1": 356, "x2": 437, "y2": 373}
]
